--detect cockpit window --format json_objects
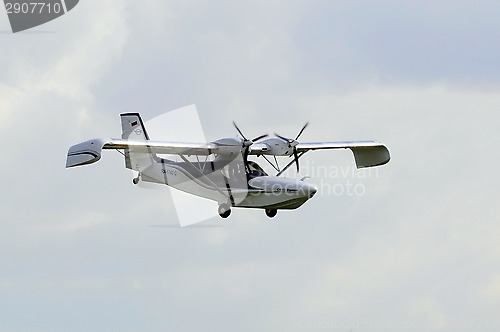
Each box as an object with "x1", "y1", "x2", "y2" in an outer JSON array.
[{"x1": 247, "y1": 161, "x2": 267, "y2": 176}]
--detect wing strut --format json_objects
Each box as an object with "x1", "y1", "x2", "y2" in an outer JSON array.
[
  {"x1": 276, "y1": 152, "x2": 308, "y2": 177},
  {"x1": 261, "y1": 155, "x2": 281, "y2": 172},
  {"x1": 178, "y1": 154, "x2": 229, "y2": 199}
]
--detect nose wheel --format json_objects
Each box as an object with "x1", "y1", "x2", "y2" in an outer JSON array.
[
  {"x1": 265, "y1": 209, "x2": 277, "y2": 218},
  {"x1": 132, "y1": 173, "x2": 141, "y2": 185},
  {"x1": 218, "y1": 203, "x2": 231, "y2": 218}
]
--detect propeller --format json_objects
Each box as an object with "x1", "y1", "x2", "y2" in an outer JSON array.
[
  {"x1": 233, "y1": 121, "x2": 268, "y2": 165},
  {"x1": 275, "y1": 122, "x2": 309, "y2": 172}
]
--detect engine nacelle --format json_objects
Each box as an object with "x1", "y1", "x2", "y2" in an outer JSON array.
[{"x1": 257, "y1": 138, "x2": 294, "y2": 156}]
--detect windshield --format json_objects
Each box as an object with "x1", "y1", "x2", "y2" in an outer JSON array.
[{"x1": 247, "y1": 161, "x2": 267, "y2": 176}]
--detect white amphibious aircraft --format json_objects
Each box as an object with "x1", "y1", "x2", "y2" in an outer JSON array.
[{"x1": 66, "y1": 113, "x2": 390, "y2": 218}]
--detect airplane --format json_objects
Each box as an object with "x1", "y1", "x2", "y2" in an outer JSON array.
[{"x1": 66, "y1": 113, "x2": 390, "y2": 218}]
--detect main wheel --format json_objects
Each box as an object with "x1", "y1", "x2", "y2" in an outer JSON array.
[
  {"x1": 218, "y1": 203, "x2": 231, "y2": 218},
  {"x1": 132, "y1": 177, "x2": 139, "y2": 185},
  {"x1": 265, "y1": 209, "x2": 277, "y2": 218}
]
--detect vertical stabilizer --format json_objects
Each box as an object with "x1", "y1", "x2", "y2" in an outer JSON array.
[
  {"x1": 120, "y1": 113, "x2": 153, "y2": 170},
  {"x1": 121, "y1": 113, "x2": 150, "y2": 141}
]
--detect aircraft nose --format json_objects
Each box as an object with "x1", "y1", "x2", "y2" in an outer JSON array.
[{"x1": 300, "y1": 182, "x2": 318, "y2": 198}]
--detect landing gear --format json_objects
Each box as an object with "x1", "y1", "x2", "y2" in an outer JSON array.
[
  {"x1": 265, "y1": 209, "x2": 277, "y2": 218},
  {"x1": 218, "y1": 203, "x2": 231, "y2": 218},
  {"x1": 132, "y1": 173, "x2": 140, "y2": 185}
]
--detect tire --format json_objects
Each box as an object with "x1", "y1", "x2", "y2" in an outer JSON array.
[
  {"x1": 218, "y1": 204, "x2": 231, "y2": 218},
  {"x1": 265, "y1": 209, "x2": 277, "y2": 218}
]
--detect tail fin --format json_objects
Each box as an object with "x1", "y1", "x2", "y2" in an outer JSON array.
[
  {"x1": 120, "y1": 113, "x2": 153, "y2": 170},
  {"x1": 121, "y1": 113, "x2": 150, "y2": 141}
]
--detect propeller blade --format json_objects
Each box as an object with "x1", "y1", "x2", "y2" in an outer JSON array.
[
  {"x1": 275, "y1": 122, "x2": 309, "y2": 172},
  {"x1": 274, "y1": 133, "x2": 293, "y2": 144},
  {"x1": 252, "y1": 134, "x2": 268, "y2": 142},
  {"x1": 233, "y1": 121, "x2": 248, "y2": 141},
  {"x1": 243, "y1": 147, "x2": 249, "y2": 161},
  {"x1": 293, "y1": 148, "x2": 299, "y2": 172},
  {"x1": 295, "y1": 122, "x2": 309, "y2": 140}
]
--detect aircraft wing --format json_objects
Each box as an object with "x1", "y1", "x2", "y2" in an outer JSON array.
[
  {"x1": 102, "y1": 139, "x2": 218, "y2": 154},
  {"x1": 296, "y1": 140, "x2": 390, "y2": 168},
  {"x1": 66, "y1": 138, "x2": 221, "y2": 168}
]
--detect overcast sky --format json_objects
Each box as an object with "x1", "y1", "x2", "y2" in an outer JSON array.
[{"x1": 1, "y1": 1, "x2": 499, "y2": 331}]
